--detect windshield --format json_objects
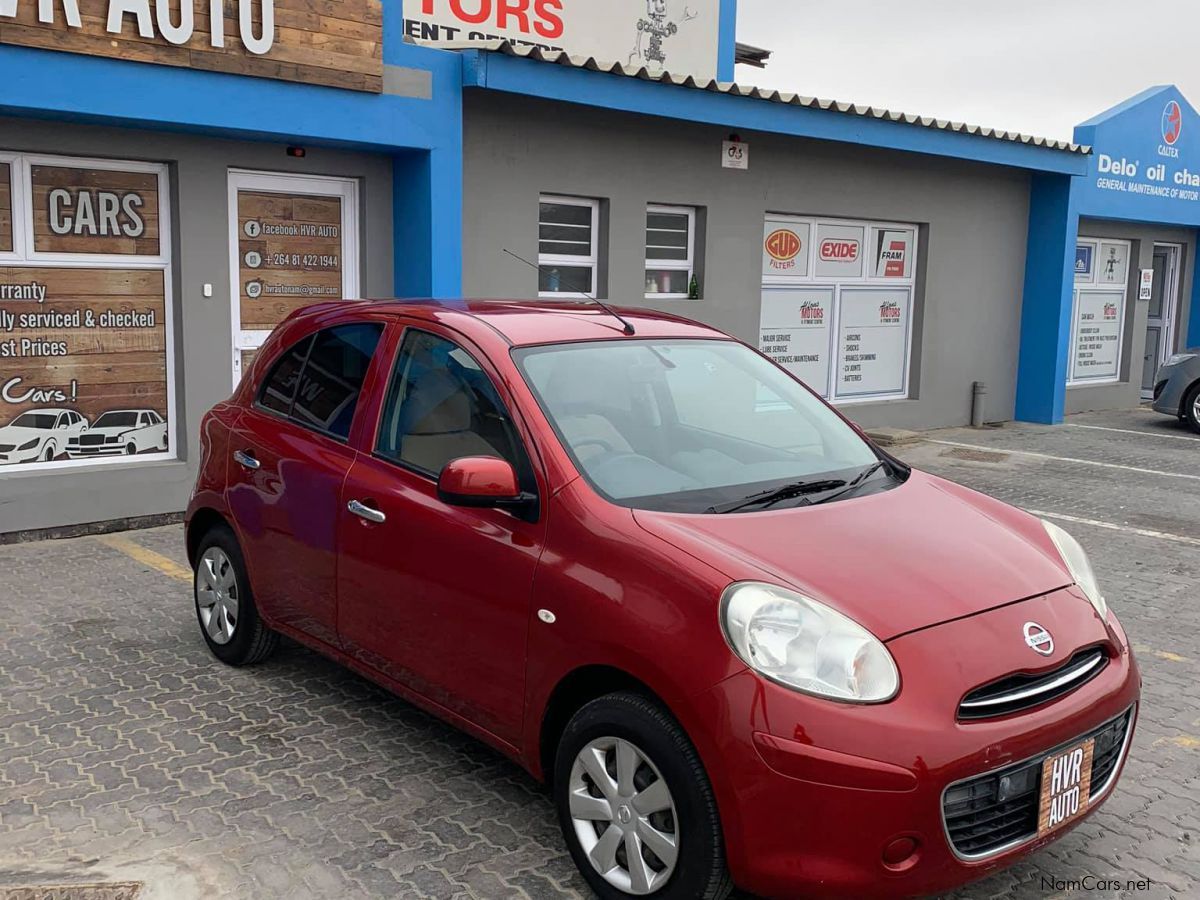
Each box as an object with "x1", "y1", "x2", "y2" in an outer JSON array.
[
  {"x1": 12, "y1": 413, "x2": 57, "y2": 429},
  {"x1": 514, "y1": 339, "x2": 885, "y2": 512},
  {"x1": 95, "y1": 412, "x2": 139, "y2": 428}
]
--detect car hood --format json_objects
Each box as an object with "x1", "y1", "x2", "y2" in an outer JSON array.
[
  {"x1": 0, "y1": 426, "x2": 49, "y2": 444},
  {"x1": 632, "y1": 471, "x2": 1073, "y2": 641},
  {"x1": 88, "y1": 426, "x2": 135, "y2": 436}
]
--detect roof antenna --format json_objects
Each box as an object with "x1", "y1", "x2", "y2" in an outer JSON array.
[{"x1": 503, "y1": 248, "x2": 636, "y2": 336}]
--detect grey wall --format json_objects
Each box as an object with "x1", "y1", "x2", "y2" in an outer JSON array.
[
  {"x1": 0, "y1": 118, "x2": 393, "y2": 535},
  {"x1": 462, "y1": 94, "x2": 1032, "y2": 432},
  {"x1": 1066, "y1": 218, "x2": 1196, "y2": 415}
]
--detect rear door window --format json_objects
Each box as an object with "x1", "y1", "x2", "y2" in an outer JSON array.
[{"x1": 259, "y1": 335, "x2": 314, "y2": 417}]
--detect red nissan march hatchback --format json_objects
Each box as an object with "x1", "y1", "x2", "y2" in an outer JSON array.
[{"x1": 186, "y1": 300, "x2": 1139, "y2": 899}]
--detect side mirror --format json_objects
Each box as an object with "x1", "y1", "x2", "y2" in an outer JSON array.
[{"x1": 438, "y1": 457, "x2": 532, "y2": 511}]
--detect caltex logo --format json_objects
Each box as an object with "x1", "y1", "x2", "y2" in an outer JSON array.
[{"x1": 1163, "y1": 100, "x2": 1183, "y2": 147}]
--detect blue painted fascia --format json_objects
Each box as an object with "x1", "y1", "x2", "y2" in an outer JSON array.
[
  {"x1": 1015, "y1": 173, "x2": 1080, "y2": 424},
  {"x1": 1075, "y1": 84, "x2": 1173, "y2": 134},
  {"x1": 718, "y1": 0, "x2": 738, "y2": 82},
  {"x1": 461, "y1": 51, "x2": 1088, "y2": 175}
]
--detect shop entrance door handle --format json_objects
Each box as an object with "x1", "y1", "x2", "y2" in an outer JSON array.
[
  {"x1": 233, "y1": 450, "x2": 261, "y2": 471},
  {"x1": 348, "y1": 500, "x2": 386, "y2": 524}
]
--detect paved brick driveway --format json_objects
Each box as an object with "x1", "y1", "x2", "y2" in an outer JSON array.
[{"x1": 0, "y1": 407, "x2": 1196, "y2": 899}]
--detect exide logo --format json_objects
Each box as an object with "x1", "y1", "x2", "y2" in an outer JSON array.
[
  {"x1": 765, "y1": 229, "x2": 802, "y2": 264},
  {"x1": 820, "y1": 239, "x2": 860, "y2": 262}
]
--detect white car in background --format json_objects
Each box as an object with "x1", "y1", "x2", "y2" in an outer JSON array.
[
  {"x1": 69, "y1": 409, "x2": 168, "y2": 458},
  {"x1": 0, "y1": 408, "x2": 90, "y2": 464}
]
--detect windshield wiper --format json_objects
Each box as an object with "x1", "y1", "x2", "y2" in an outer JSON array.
[
  {"x1": 808, "y1": 461, "x2": 888, "y2": 507},
  {"x1": 706, "y1": 478, "x2": 848, "y2": 515}
]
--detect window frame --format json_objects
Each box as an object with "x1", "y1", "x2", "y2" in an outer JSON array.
[
  {"x1": 644, "y1": 204, "x2": 697, "y2": 300},
  {"x1": 537, "y1": 194, "x2": 600, "y2": 299}
]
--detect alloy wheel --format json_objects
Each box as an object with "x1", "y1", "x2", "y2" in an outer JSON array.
[
  {"x1": 568, "y1": 736, "x2": 680, "y2": 896},
  {"x1": 196, "y1": 547, "x2": 240, "y2": 645}
]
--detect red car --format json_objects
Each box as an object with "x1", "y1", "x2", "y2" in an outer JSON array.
[{"x1": 186, "y1": 300, "x2": 1139, "y2": 900}]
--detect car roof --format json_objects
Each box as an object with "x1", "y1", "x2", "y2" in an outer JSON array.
[
  {"x1": 294, "y1": 299, "x2": 730, "y2": 347},
  {"x1": 19, "y1": 408, "x2": 74, "y2": 415}
]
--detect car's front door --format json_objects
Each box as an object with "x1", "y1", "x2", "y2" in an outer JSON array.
[
  {"x1": 337, "y1": 326, "x2": 546, "y2": 746},
  {"x1": 227, "y1": 322, "x2": 384, "y2": 648}
]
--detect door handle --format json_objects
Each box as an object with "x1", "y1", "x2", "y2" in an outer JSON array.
[
  {"x1": 348, "y1": 499, "x2": 386, "y2": 524},
  {"x1": 233, "y1": 449, "x2": 261, "y2": 471}
]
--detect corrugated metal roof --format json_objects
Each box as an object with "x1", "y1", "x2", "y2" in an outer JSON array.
[{"x1": 443, "y1": 40, "x2": 1089, "y2": 155}]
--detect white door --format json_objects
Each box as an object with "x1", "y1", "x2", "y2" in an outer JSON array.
[
  {"x1": 228, "y1": 171, "x2": 360, "y2": 387},
  {"x1": 1142, "y1": 244, "x2": 1181, "y2": 399}
]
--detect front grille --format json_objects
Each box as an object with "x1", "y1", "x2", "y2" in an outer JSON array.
[
  {"x1": 943, "y1": 708, "x2": 1133, "y2": 859},
  {"x1": 958, "y1": 648, "x2": 1108, "y2": 720},
  {"x1": 79, "y1": 434, "x2": 109, "y2": 446}
]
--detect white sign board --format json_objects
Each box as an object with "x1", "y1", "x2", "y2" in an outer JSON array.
[
  {"x1": 1071, "y1": 290, "x2": 1123, "y2": 381},
  {"x1": 722, "y1": 141, "x2": 749, "y2": 170},
  {"x1": 1138, "y1": 268, "x2": 1154, "y2": 301},
  {"x1": 403, "y1": 0, "x2": 722, "y2": 79},
  {"x1": 1097, "y1": 242, "x2": 1129, "y2": 286},
  {"x1": 836, "y1": 288, "x2": 911, "y2": 398},
  {"x1": 759, "y1": 288, "x2": 834, "y2": 393}
]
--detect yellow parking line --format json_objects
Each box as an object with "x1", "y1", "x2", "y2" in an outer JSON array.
[
  {"x1": 1154, "y1": 735, "x2": 1200, "y2": 750},
  {"x1": 95, "y1": 533, "x2": 192, "y2": 583}
]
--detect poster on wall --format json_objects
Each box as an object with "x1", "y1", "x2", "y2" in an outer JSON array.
[
  {"x1": 759, "y1": 288, "x2": 834, "y2": 393},
  {"x1": 403, "y1": 0, "x2": 722, "y2": 79},
  {"x1": 1071, "y1": 290, "x2": 1123, "y2": 382},
  {"x1": 835, "y1": 288, "x2": 911, "y2": 398},
  {"x1": 873, "y1": 228, "x2": 914, "y2": 279},
  {"x1": 0, "y1": 267, "x2": 168, "y2": 467},
  {"x1": 1075, "y1": 244, "x2": 1094, "y2": 282},
  {"x1": 814, "y1": 223, "x2": 865, "y2": 279},
  {"x1": 237, "y1": 191, "x2": 344, "y2": 333},
  {"x1": 0, "y1": 163, "x2": 11, "y2": 253},
  {"x1": 1097, "y1": 242, "x2": 1129, "y2": 286},
  {"x1": 30, "y1": 165, "x2": 161, "y2": 257},
  {"x1": 762, "y1": 220, "x2": 810, "y2": 278}
]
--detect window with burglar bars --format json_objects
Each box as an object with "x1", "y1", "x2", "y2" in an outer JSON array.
[
  {"x1": 538, "y1": 195, "x2": 599, "y2": 297},
  {"x1": 645, "y1": 205, "x2": 696, "y2": 299}
]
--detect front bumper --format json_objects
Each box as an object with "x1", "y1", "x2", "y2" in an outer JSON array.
[
  {"x1": 1151, "y1": 365, "x2": 1190, "y2": 416},
  {"x1": 691, "y1": 588, "x2": 1140, "y2": 899},
  {"x1": 68, "y1": 444, "x2": 126, "y2": 457}
]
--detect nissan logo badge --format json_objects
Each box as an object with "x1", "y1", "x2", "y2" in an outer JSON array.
[{"x1": 1023, "y1": 622, "x2": 1055, "y2": 656}]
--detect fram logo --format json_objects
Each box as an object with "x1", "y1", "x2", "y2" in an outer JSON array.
[
  {"x1": 765, "y1": 229, "x2": 802, "y2": 271},
  {"x1": 820, "y1": 239, "x2": 860, "y2": 262},
  {"x1": 1163, "y1": 100, "x2": 1183, "y2": 147}
]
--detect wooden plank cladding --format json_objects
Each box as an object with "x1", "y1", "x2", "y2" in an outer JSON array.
[
  {"x1": 0, "y1": 0, "x2": 384, "y2": 93},
  {"x1": 0, "y1": 164, "x2": 11, "y2": 253},
  {"x1": 31, "y1": 165, "x2": 162, "y2": 256}
]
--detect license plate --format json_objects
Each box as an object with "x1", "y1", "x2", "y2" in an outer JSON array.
[{"x1": 1037, "y1": 738, "x2": 1095, "y2": 836}]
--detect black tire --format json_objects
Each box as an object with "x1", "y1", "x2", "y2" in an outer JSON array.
[
  {"x1": 125, "y1": 442, "x2": 137, "y2": 456},
  {"x1": 193, "y1": 524, "x2": 279, "y2": 666},
  {"x1": 42, "y1": 443, "x2": 54, "y2": 462},
  {"x1": 553, "y1": 692, "x2": 732, "y2": 900},
  {"x1": 1184, "y1": 382, "x2": 1200, "y2": 434}
]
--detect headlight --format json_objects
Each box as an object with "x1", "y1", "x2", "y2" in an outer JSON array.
[
  {"x1": 1042, "y1": 520, "x2": 1108, "y2": 619},
  {"x1": 18, "y1": 439, "x2": 39, "y2": 451},
  {"x1": 720, "y1": 582, "x2": 899, "y2": 703},
  {"x1": 1164, "y1": 352, "x2": 1196, "y2": 367}
]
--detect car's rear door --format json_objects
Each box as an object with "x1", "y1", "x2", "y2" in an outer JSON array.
[
  {"x1": 336, "y1": 324, "x2": 547, "y2": 746},
  {"x1": 227, "y1": 321, "x2": 386, "y2": 648}
]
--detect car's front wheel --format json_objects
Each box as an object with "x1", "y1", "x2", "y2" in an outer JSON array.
[
  {"x1": 554, "y1": 692, "x2": 732, "y2": 900},
  {"x1": 1184, "y1": 382, "x2": 1200, "y2": 434},
  {"x1": 193, "y1": 524, "x2": 278, "y2": 666}
]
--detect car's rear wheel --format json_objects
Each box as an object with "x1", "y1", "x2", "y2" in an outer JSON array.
[
  {"x1": 193, "y1": 524, "x2": 278, "y2": 666},
  {"x1": 1185, "y1": 382, "x2": 1200, "y2": 434},
  {"x1": 554, "y1": 692, "x2": 732, "y2": 900}
]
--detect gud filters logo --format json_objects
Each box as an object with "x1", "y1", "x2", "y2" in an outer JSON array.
[
  {"x1": 820, "y1": 239, "x2": 860, "y2": 262},
  {"x1": 1160, "y1": 100, "x2": 1183, "y2": 158},
  {"x1": 765, "y1": 229, "x2": 803, "y2": 271},
  {"x1": 879, "y1": 300, "x2": 902, "y2": 324},
  {"x1": 798, "y1": 300, "x2": 825, "y2": 327}
]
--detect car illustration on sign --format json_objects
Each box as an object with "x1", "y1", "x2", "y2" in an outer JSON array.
[
  {"x1": 186, "y1": 300, "x2": 1139, "y2": 900},
  {"x1": 0, "y1": 408, "x2": 89, "y2": 465},
  {"x1": 68, "y1": 409, "x2": 168, "y2": 457}
]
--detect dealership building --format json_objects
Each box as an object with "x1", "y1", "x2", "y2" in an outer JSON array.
[{"x1": 1, "y1": 0, "x2": 1198, "y2": 536}]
